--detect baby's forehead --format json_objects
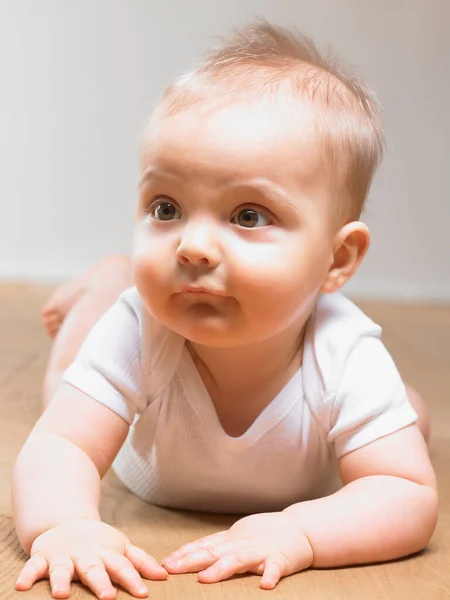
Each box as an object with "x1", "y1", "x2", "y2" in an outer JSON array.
[
  {"x1": 139, "y1": 100, "x2": 337, "y2": 224},
  {"x1": 142, "y1": 98, "x2": 324, "y2": 175},
  {"x1": 149, "y1": 93, "x2": 315, "y2": 134}
]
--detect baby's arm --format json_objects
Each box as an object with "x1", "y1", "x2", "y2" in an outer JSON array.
[
  {"x1": 284, "y1": 333, "x2": 438, "y2": 566},
  {"x1": 12, "y1": 383, "x2": 167, "y2": 598},
  {"x1": 284, "y1": 423, "x2": 438, "y2": 566},
  {"x1": 162, "y1": 424, "x2": 437, "y2": 588},
  {"x1": 12, "y1": 383, "x2": 127, "y2": 551}
]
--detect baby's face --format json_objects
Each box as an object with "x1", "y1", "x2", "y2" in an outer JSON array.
[{"x1": 133, "y1": 100, "x2": 337, "y2": 347}]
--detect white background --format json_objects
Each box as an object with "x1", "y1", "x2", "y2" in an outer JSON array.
[{"x1": 1, "y1": 0, "x2": 449, "y2": 301}]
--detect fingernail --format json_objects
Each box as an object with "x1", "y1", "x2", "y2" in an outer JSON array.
[{"x1": 137, "y1": 584, "x2": 148, "y2": 596}]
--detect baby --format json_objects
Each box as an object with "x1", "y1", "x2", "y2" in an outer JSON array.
[{"x1": 12, "y1": 20, "x2": 437, "y2": 600}]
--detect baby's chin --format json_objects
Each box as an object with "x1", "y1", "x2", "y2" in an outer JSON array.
[{"x1": 169, "y1": 315, "x2": 241, "y2": 348}]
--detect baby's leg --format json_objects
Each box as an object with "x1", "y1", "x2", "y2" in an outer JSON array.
[
  {"x1": 405, "y1": 385, "x2": 430, "y2": 443},
  {"x1": 41, "y1": 254, "x2": 131, "y2": 338},
  {"x1": 42, "y1": 255, "x2": 133, "y2": 408}
]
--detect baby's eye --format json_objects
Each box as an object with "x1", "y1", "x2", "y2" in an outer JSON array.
[
  {"x1": 232, "y1": 208, "x2": 271, "y2": 228},
  {"x1": 152, "y1": 201, "x2": 181, "y2": 221}
]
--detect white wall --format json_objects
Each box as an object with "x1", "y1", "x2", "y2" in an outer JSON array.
[{"x1": 1, "y1": 0, "x2": 449, "y2": 301}]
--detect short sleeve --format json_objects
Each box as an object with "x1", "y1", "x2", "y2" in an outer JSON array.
[
  {"x1": 62, "y1": 287, "x2": 147, "y2": 424},
  {"x1": 328, "y1": 336, "x2": 418, "y2": 458}
]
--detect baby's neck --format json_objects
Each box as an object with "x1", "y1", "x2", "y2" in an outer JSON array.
[{"x1": 188, "y1": 325, "x2": 305, "y2": 400}]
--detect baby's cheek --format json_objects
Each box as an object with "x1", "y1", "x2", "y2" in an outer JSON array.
[
  {"x1": 133, "y1": 253, "x2": 166, "y2": 293},
  {"x1": 132, "y1": 237, "x2": 163, "y2": 295},
  {"x1": 234, "y1": 247, "x2": 300, "y2": 293},
  {"x1": 132, "y1": 220, "x2": 153, "y2": 257}
]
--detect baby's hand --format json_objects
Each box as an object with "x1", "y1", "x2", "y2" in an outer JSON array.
[
  {"x1": 16, "y1": 518, "x2": 168, "y2": 599},
  {"x1": 162, "y1": 511, "x2": 313, "y2": 589}
]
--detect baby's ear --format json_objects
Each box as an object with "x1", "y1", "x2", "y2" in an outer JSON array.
[{"x1": 320, "y1": 222, "x2": 370, "y2": 294}]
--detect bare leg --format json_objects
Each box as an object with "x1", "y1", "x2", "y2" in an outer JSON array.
[
  {"x1": 42, "y1": 255, "x2": 133, "y2": 408},
  {"x1": 41, "y1": 254, "x2": 132, "y2": 339},
  {"x1": 405, "y1": 385, "x2": 430, "y2": 443}
]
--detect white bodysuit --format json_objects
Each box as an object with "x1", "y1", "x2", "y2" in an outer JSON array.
[{"x1": 62, "y1": 287, "x2": 417, "y2": 514}]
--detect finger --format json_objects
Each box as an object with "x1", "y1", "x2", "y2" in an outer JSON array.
[
  {"x1": 16, "y1": 555, "x2": 48, "y2": 590},
  {"x1": 251, "y1": 561, "x2": 265, "y2": 576},
  {"x1": 166, "y1": 532, "x2": 226, "y2": 559},
  {"x1": 260, "y1": 557, "x2": 285, "y2": 590},
  {"x1": 164, "y1": 532, "x2": 227, "y2": 562},
  {"x1": 164, "y1": 544, "x2": 224, "y2": 574},
  {"x1": 48, "y1": 554, "x2": 75, "y2": 599},
  {"x1": 125, "y1": 544, "x2": 168, "y2": 580},
  {"x1": 198, "y1": 549, "x2": 259, "y2": 583},
  {"x1": 101, "y1": 549, "x2": 149, "y2": 597},
  {"x1": 73, "y1": 553, "x2": 117, "y2": 600}
]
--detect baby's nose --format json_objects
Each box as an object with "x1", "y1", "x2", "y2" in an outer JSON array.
[{"x1": 176, "y1": 222, "x2": 221, "y2": 268}]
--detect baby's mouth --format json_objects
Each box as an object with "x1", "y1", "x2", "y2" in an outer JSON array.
[{"x1": 178, "y1": 284, "x2": 227, "y2": 296}]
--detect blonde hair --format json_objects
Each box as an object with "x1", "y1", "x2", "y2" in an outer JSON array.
[{"x1": 156, "y1": 20, "x2": 385, "y2": 223}]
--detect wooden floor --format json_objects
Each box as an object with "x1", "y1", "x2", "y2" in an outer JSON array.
[{"x1": 0, "y1": 282, "x2": 449, "y2": 599}]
